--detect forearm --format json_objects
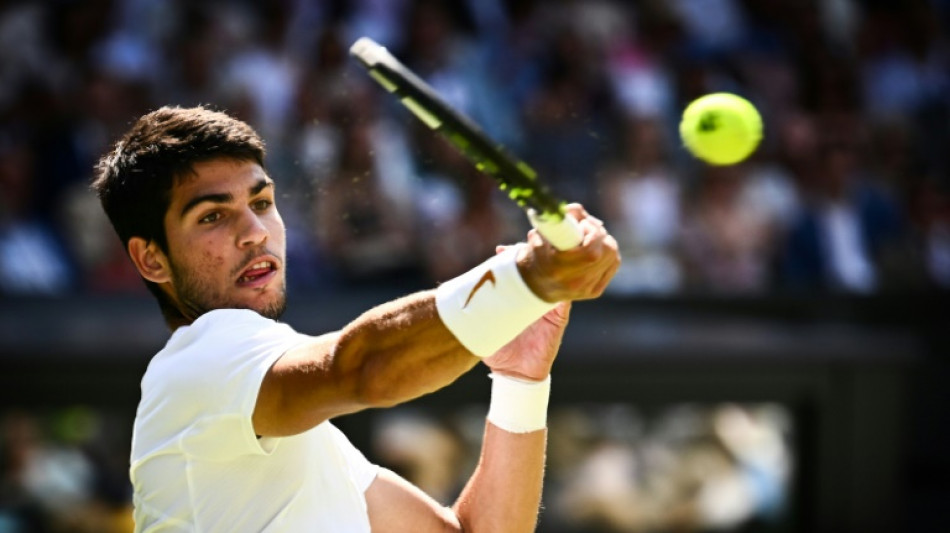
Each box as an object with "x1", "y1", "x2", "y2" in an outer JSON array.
[
  {"x1": 334, "y1": 290, "x2": 480, "y2": 408},
  {"x1": 453, "y1": 424, "x2": 547, "y2": 533},
  {"x1": 256, "y1": 290, "x2": 480, "y2": 436},
  {"x1": 452, "y1": 373, "x2": 552, "y2": 533}
]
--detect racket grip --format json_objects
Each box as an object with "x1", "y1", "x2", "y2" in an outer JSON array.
[{"x1": 528, "y1": 210, "x2": 583, "y2": 251}]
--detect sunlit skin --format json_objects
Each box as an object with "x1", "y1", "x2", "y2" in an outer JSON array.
[{"x1": 132, "y1": 158, "x2": 288, "y2": 325}]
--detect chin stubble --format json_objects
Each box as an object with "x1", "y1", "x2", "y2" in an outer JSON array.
[{"x1": 170, "y1": 260, "x2": 288, "y2": 322}]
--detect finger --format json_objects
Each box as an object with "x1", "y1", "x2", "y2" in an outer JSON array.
[
  {"x1": 564, "y1": 203, "x2": 606, "y2": 227},
  {"x1": 526, "y1": 228, "x2": 548, "y2": 249},
  {"x1": 564, "y1": 203, "x2": 589, "y2": 221},
  {"x1": 577, "y1": 217, "x2": 608, "y2": 249}
]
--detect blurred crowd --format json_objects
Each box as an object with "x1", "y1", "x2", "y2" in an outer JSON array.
[
  {"x1": 1, "y1": 402, "x2": 791, "y2": 533},
  {"x1": 0, "y1": 408, "x2": 133, "y2": 533},
  {"x1": 1, "y1": 0, "x2": 949, "y2": 297},
  {"x1": 370, "y1": 402, "x2": 792, "y2": 532}
]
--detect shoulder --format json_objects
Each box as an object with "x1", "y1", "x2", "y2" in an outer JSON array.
[{"x1": 146, "y1": 309, "x2": 308, "y2": 384}]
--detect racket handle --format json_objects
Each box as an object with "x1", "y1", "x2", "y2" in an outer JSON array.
[{"x1": 528, "y1": 210, "x2": 583, "y2": 251}]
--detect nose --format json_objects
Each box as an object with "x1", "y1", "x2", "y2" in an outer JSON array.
[{"x1": 237, "y1": 207, "x2": 269, "y2": 248}]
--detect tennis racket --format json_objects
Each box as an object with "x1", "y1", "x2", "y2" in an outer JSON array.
[{"x1": 349, "y1": 37, "x2": 583, "y2": 251}]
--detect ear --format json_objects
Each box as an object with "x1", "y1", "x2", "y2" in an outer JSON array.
[{"x1": 128, "y1": 237, "x2": 172, "y2": 284}]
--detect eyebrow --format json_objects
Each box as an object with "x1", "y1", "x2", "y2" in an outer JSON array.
[{"x1": 179, "y1": 178, "x2": 274, "y2": 220}]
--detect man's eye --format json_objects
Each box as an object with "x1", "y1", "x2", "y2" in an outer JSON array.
[
  {"x1": 199, "y1": 212, "x2": 221, "y2": 224},
  {"x1": 253, "y1": 199, "x2": 273, "y2": 211}
]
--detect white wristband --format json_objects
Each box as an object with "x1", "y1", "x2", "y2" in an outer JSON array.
[
  {"x1": 487, "y1": 373, "x2": 551, "y2": 433},
  {"x1": 435, "y1": 245, "x2": 556, "y2": 358}
]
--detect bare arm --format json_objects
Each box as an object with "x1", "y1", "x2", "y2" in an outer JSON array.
[
  {"x1": 253, "y1": 204, "x2": 619, "y2": 439},
  {"x1": 452, "y1": 300, "x2": 571, "y2": 533},
  {"x1": 365, "y1": 427, "x2": 548, "y2": 533},
  {"x1": 253, "y1": 290, "x2": 478, "y2": 436},
  {"x1": 452, "y1": 424, "x2": 548, "y2": 532}
]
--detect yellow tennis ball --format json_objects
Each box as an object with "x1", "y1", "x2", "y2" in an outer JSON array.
[{"x1": 679, "y1": 93, "x2": 763, "y2": 165}]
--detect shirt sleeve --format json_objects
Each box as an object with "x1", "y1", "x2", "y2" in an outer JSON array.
[
  {"x1": 327, "y1": 423, "x2": 380, "y2": 492},
  {"x1": 163, "y1": 309, "x2": 312, "y2": 461}
]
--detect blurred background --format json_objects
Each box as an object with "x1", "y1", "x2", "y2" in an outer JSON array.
[{"x1": 0, "y1": 0, "x2": 947, "y2": 531}]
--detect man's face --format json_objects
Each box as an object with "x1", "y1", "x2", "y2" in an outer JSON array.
[{"x1": 161, "y1": 158, "x2": 287, "y2": 320}]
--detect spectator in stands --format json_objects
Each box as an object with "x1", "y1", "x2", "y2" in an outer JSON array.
[
  {"x1": 781, "y1": 137, "x2": 906, "y2": 293},
  {"x1": 313, "y1": 108, "x2": 421, "y2": 285},
  {"x1": 680, "y1": 163, "x2": 777, "y2": 293},
  {"x1": 0, "y1": 137, "x2": 75, "y2": 294},
  {"x1": 598, "y1": 116, "x2": 684, "y2": 294},
  {"x1": 414, "y1": 141, "x2": 526, "y2": 283}
]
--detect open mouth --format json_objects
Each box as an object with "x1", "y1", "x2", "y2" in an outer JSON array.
[{"x1": 237, "y1": 260, "x2": 277, "y2": 285}]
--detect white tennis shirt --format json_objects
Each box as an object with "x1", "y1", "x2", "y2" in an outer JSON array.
[{"x1": 130, "y1": 309, "x2": 379, "y2": 532}]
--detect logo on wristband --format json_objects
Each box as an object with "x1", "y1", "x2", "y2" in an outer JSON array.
[{"x1": 463, "y1": 269, "x2": 496, "y2": 308}]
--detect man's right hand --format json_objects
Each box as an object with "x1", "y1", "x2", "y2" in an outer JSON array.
[{"x1": 516, "y1": 203, "x2": 621, "y2": 303}]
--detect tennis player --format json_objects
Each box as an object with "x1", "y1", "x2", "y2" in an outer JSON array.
[{"x1": 93, "y1": 106, "x2": 620, "y2": 532}]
